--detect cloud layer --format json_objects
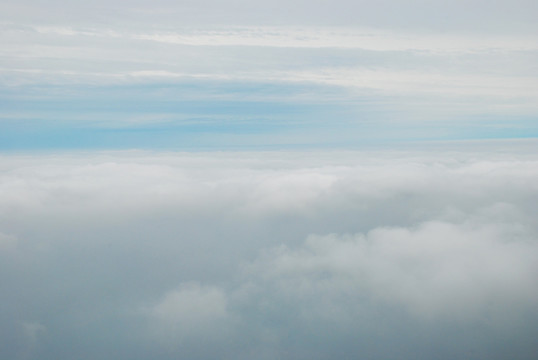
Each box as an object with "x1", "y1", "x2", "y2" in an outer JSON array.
[{"x1": 1, "y1": 143, "x2": 537, "y2": 359}]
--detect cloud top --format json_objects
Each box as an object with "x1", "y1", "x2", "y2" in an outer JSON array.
[{"x1": 0, "y1": 145, "x2": 537, "y2": 359}]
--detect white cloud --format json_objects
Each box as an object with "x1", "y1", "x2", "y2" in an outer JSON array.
[
  {"x1": 2, "y1": 23, "x2": 537, "y2": 115},
  {"x1": 286, "y1": 68, "x2": 538, "y2": 99},
  {"x1": 246, "y1": 220, "x2": 538, "y2": 321},
  {"x1": 0, "y1": 144, "x2": 537, "y2": 358},
  {"x1": 145, "y1": 282, "x2": 232, "y2": 351},
  {"x1": 131, "y1": 27, "x2": 538, "y2": 52},
  {"x1": 149, "y1": 283, "x2": 228, "y2": 325}
]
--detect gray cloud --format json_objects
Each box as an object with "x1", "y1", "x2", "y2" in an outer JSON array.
[{"x1": 0, "y1": 143, "x2": 537, "y2": 359}]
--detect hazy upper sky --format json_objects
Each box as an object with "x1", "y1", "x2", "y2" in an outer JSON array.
[{"x1": 1, "y1": 0, "x2": 537, "y2": 149}]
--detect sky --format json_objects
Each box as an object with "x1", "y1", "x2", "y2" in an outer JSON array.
[
  {"x1": 1, "y1": 0, "x2": 537, "y2": 149},
  {"x1": 1, "y1": 1, "x2": 538, "y2": 359}
]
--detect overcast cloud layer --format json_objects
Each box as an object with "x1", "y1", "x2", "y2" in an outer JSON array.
[
  {"x1": 1, "y1": 0, "x2": 537, "y2": 148},
  {"x1": 1, "y1": 143, "x2": 537, "y2": 359}
]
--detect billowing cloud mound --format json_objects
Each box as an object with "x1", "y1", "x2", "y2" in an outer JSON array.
[
  {"x1": 0, "y1": 144, "x2": 537, "y2": 359},
  {"x1": 248, "y1": 221, "x2": 538, "y2": 319}
]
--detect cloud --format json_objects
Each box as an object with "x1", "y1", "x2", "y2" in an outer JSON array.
[
  {"x1": 0, "y1": 232, "x2": 17, "y2": 251},
  {"x1": 21, "y1": 321, "x2": 46, "y2": 345},
  {"x1": 150, "y1": 283, "x2": 228, "y2": 324},
  {"x1": 246, "y1": 220, "x2": 538, "y2": 321},
  {"x1": 230, "y1": 218, "x2": 538, "y2": 359},
  {"x1": 131, "y1": 27, "x2": 538, "y2": 52},
  {"x1": 146, "y1": 283, "x2": 231, "y2": 347},
  {"x1": 0, "y1": 145, "x2": 537, "y2": 359}
]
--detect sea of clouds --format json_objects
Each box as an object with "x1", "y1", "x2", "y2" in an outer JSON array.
[{"x1": 1, "y1": 144, "x2": 537, "y2": 359}]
